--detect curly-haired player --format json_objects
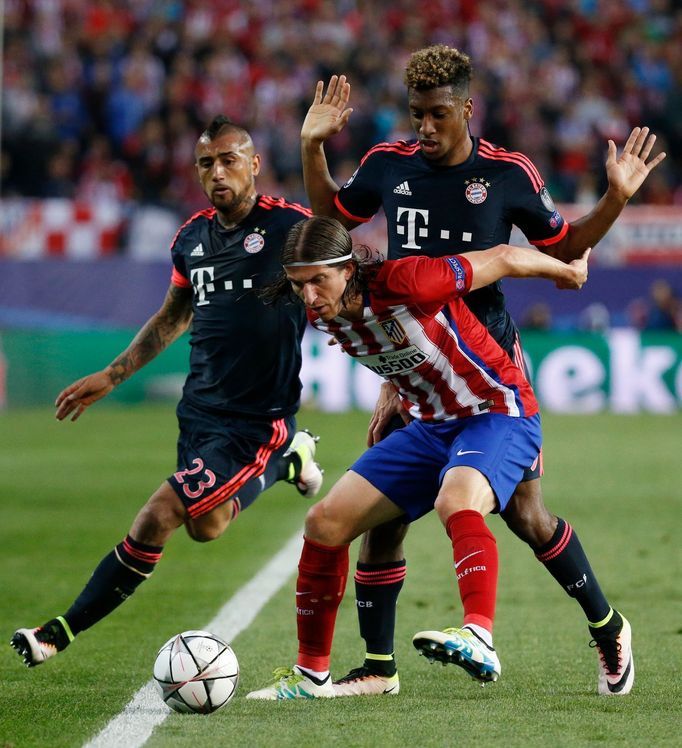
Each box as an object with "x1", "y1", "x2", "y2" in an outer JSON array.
[{"x1": 299, "y1": 43, "x2": 665, "y2": 697}]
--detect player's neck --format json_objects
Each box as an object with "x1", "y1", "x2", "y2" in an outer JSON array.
[
  {"x1": 338, "y1": 294, "x2": 364, "y2": 321},
  {"x1": 215, "y1": 193, "x2": 257, "y2": 229},
  {"x1": 441, "y1": 134, "x2": 474, "y2": 167}
]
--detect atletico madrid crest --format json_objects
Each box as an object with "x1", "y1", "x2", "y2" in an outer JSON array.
[{"x1": 379, "y1": 317, "x2": 407, "y2": 344}]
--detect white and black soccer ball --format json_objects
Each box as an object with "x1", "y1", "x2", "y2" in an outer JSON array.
[{"x1": 153, "y1": 630, "x2": 239, "y2": 714}]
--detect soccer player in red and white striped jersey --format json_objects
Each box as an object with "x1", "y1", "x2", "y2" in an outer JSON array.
[{"x1": 247, "y1": 215, "x2": 590, "y2": 699}]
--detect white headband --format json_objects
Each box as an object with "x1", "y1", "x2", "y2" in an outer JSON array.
[{"x1": 284, "y1": 252, "x2": 354, "y2": 267}]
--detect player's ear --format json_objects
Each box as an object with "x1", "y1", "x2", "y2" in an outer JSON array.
[
  {"x1": 252, "y1": 153, "x2": 261, "y2": 176},
  {"x1": 464, "y1": 98, "x2": 474, "y2": 121}
]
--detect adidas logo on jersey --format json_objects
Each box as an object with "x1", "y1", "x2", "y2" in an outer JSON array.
[
  {"x1": 393, "y1": 181, "x2": 412, "y2": 195},
  {"x1": 191, "y1": 243, "x2": 205, "y2": 257}
]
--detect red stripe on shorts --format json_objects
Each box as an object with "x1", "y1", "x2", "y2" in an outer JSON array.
[{"x1": 188, "y1": 419, "x2": 289, "y2": 518}]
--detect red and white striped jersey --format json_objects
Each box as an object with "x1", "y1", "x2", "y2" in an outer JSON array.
[{"x1": 308, "y1": 254, "x2": 538, "y2": 421}]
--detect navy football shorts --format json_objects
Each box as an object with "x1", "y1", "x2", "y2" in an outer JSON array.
[
  {"x1": 169, "y1": 399, "x2": 295, "y2": 519},
  {"x1": 352, "y1": 412, "x2": 542, "y2": 522}
]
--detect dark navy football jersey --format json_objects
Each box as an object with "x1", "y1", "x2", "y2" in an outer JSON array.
[
  {"x1": 170, "y1": 195, "x2": 310, "y2": 418},
  {"x1": 335, "y1": 137, "x2": 568, "y2": 353}
]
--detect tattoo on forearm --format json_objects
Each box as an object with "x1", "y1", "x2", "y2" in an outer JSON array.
[
  {"x1": 108, "y1": 286, "x2": 192, "y2": 383},
  {"x1": 107, "y1": 355, "x2": 136, "y2": 386}
]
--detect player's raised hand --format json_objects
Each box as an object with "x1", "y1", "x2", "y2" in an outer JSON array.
[
  {"x1": 556, "y1": 247, "x2": 591, "y2": 290},
  {"x1": 301, "y1": 75, "x2": 353, "y2": 144},
  {"x1": 55, "y1": 370, "x2": 115, "y2": 421},
  {"x1": 606, "y1": 127, "x2": 667, "y2": 200}
]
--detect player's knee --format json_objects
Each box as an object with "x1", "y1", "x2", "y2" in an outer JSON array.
[
  {"x1": 184, "y1": 499, "x2": 234, "y2": 543},
  {"x1": 502, "y1": 480, "x2": 557, "y2": 547},
  {"x1": 184, "y1": 520, "x2": 225, "y2": 543},
  {"x1": 434, "y1": 493, "x2": 480, "y2": 520},
  {"x1": 304, "y1": 501, "x2": 349, "y2": 546},
  {"x1": 184, "y1": 509, "x2": 231, "y2": 543},
  {"x1": 303, "y1": 502, "x2": 331, "y2": 541}
]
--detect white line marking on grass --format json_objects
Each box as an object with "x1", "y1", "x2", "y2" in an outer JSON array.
[{"x1": 83, "y1": 530, "x2": 304, "y2": 748}]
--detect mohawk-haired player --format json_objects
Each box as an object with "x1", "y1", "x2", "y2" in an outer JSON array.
[
  {"x1": 300, "y1": 45, "x2": 665, "y2": 697},
  {"x1": 11, "y1": 116, "x2": 323, "y2": 667}
]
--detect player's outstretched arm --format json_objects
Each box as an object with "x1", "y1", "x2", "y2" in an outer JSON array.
[
  {"x1": 549, "y1": 126, "x2": 666, "y2": 262},
  {"x1": 55, "y1": 284, "x2": 193, "y2": 422},
  {"x1": 301, "y1": 76, "x2": 357, "y2": 226},
  {"x1": 465, "y1": 245, "x2": 590, "y2": 293}
]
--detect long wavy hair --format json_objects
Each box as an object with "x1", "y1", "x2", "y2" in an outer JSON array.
[{"x1": 259, "y1": 216, "x2": 383, "y2": 308}]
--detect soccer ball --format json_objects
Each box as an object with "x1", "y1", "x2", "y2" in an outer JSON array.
[{"x1": 153, "y1": 630, "x2": 239, "y2": 714}]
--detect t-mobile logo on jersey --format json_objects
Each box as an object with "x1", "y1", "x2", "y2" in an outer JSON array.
[
  {"x1": 395, "y1": 206, "x2": 473, "y2": 250},
  {"x1": 190, "y1": 266, "x2": 255, "y2": 305},
  {"x1": 191, "y1": 266, "x2": 215, "y2": 306},
  {"x1": 396, "y1": 207, "x2": 429, "y2": 250}
]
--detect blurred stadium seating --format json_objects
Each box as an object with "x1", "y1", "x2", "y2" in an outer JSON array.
[
  {"x1": 1, "y1": 1, "x2": 681, "y2": 411},
  {"x1": 2, "y1": 1, "x2": 681, "y2": 218}
]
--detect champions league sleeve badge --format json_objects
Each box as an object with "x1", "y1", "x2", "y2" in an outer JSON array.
[
  {"x1": 343, "y1": 167, "x2": 359, "y2": 188},
  {"x1": 539, "y1": 186, "x2": 556, "y2": 212},
  {"x1": 446, "y1": 257, "x2": 468, "y2": 290}
]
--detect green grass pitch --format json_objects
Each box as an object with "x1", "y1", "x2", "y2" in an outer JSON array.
[{"x1": 1, "y1": 405, "x2": 680, "y2": 747}]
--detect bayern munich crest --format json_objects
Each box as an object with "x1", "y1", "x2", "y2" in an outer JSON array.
[
  {"x1": 244, "y1": 232, "x2": 265, "y2": 254},
  {"x1": 464, "y1": 178, "x2": 489, "y2": 204}
]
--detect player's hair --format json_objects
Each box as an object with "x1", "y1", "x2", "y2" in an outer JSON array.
[
  {"x1": 200, "y1": 115, "x2": 251, "y2": 143},
  {"x1": 404, "y1": 44, "x2": 472, "y2": 96},
  {"x1": 259, "y1": 216, "x2": 381, "y2": 306}
]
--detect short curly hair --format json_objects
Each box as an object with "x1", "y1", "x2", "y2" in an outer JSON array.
[{"x1": 404, "y1": 45, "x2": 473, "y2": 96}]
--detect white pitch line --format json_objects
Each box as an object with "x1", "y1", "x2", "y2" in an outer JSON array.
[{"x1": 83, "y1": 530, "x2": 304, "y2": 748}]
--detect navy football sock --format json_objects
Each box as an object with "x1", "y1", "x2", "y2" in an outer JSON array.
[
  {"x1": 588, "y1": 607, "x2": 623, "y2": 636},
  {"x1": 355, "y1": 560, "x2": 406, "y2": 673},
  {"x1": 64, "y1": 535, "x2": 163, "y2": 635},
  {"x1": 535, "y1": 518, "x2": 610, "y2": 623}
]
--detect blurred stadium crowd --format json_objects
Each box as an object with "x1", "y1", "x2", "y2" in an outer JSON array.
[{"x1": 3, "y1": 0, "x2": 682, "y2": 213}]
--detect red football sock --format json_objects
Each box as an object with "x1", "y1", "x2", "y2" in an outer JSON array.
[
  {"x1": 446, "y1": 509, "x2": 498, "y2": 633},
  {"x1": 296, "y1": 537, "x2": 349, "y2": 672}
]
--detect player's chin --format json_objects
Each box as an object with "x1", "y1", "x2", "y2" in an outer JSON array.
[
  {"x1": 419, "y1": 142, "x2": 442, "y2": 160},
  {"x1": 211, "y1": 189, "x2": 234, "y2": 206},
  {"x1": 314, "y1": 306, "x2": 334, "y2": 321}
]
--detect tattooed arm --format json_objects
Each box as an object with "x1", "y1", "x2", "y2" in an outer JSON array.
[{"x1": 55, "y1": 284, "x2": 193, "y2": 422}]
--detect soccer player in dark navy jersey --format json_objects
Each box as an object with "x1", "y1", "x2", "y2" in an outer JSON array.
[
  {"x1": 330, "y1": 136, "x2": 562, "y2": 353},
  {"x1": 169, "y1": 195, "x2": 308, "y2": 420},
  {"x1": 300, "y1": 45, "x2": 664, "y2": 697},
  {"x1": 11, "y1": 116, "x2": 324, "y2": 668}
]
